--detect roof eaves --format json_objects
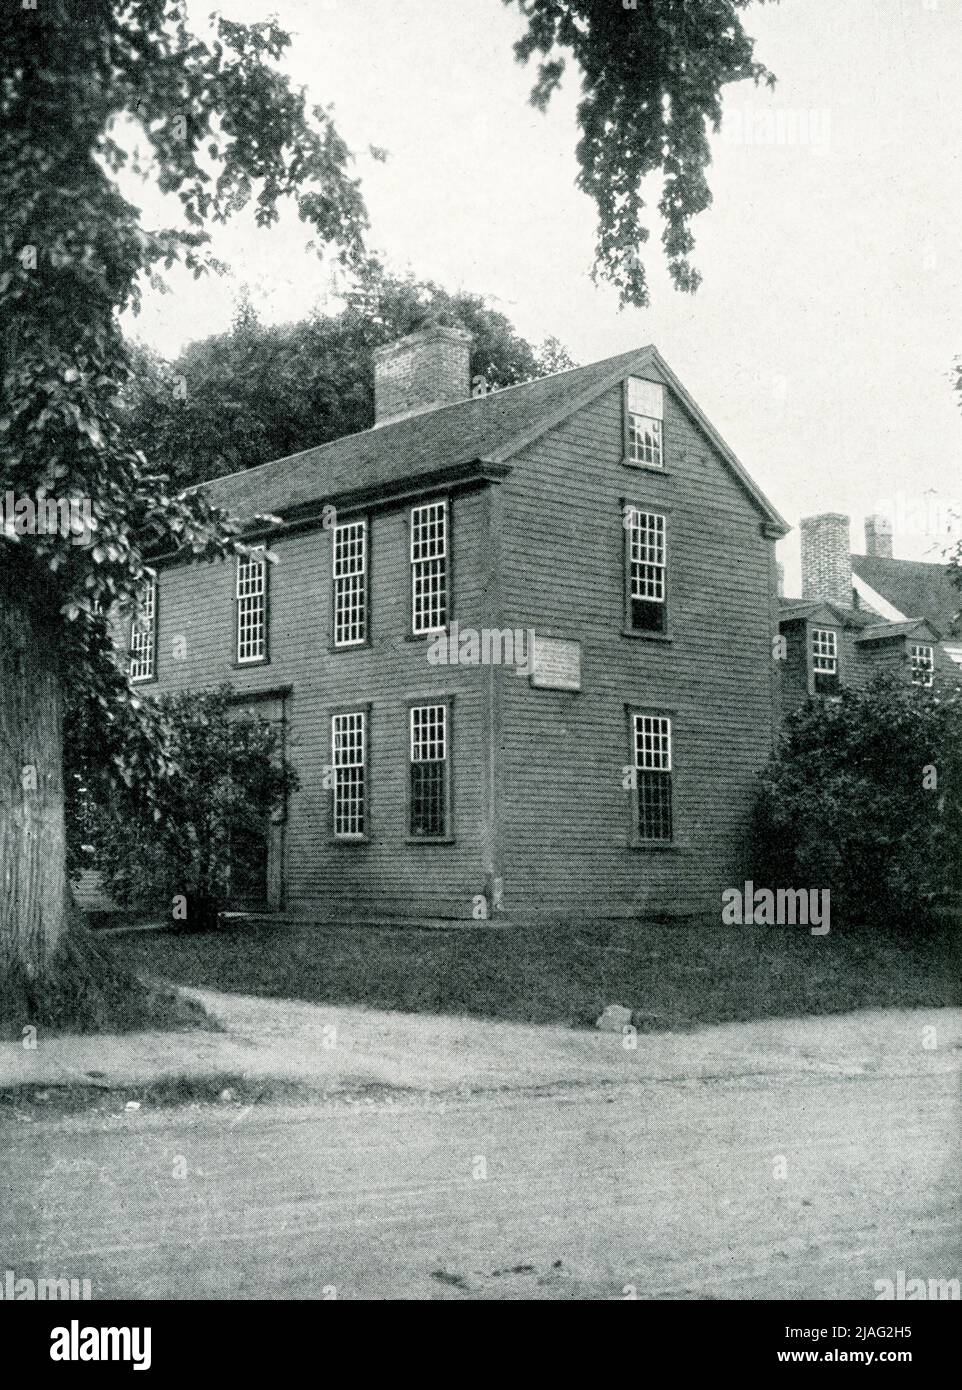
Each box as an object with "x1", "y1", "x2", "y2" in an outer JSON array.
[
  {"x1": 648, "y1": 349, "x2": 789, "y2": 535},
  {"x1": 479, "y1": 346, "x2": 658, "y2": 466}
]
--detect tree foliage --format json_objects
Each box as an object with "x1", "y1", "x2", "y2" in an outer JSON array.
[
  {"x1": 754, "y1": 677, "x2": 962, "y2": 930},
  {"x1": 1, "y1": 0, "x2": 369, "y2": 671},
  {"x1": 0, "y1": 0, "x2": 370, "y2": 994},
  {"x1": 80, "y1": 687, "x2": 297, "y2": 930},
  {"x1": 123, "y1": 273, "x2": 578, "y2": 486},
  {"x1": 505, "y1": 0, "x2": 774, "y2": 306}
]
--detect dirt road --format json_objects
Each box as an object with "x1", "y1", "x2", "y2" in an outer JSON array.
[{"x1": 3, "y1": 1017, "x2": 959, "y2": 1299}]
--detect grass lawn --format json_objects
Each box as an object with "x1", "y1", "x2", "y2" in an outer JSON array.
[{"x1": 106, "y1": 916, "x2": 961, "y2": 1032}]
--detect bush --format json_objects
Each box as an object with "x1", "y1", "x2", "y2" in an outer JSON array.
[
  {"x1": 754, "y1": 675, "x2": 962, "y2": 929},
  {"x1": 82, "y1": 686, "x2": 297, "y2": 929}
]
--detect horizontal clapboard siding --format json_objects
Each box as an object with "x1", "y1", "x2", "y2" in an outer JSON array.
[
  {"x1": 144, "y1": 490, "x2": 491, "y2": 920},
  {"x1": 495, "y1": 377, "x2": 777, "y2": 918}
]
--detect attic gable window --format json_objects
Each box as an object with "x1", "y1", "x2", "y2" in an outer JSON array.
[
  {"x1": 129, "y1": 575, "x2": 156, "y2": 683},
  {"x1": 911, "y1": 643, "x2": 934, "y2": 688},
  {"x1": 411, "y1": 499, "x2": 448, "y2": 634},
  {"x1": 626, "y1": 507, "x2": 667, "y2": 634},
  {"x1": 236, "y1": 551, "x2": 268, "y2": 664},
  {"x1": 625, "y1": 377, "x2": 664, "y2": 468},
  {"x1": 812, "y1": 627, "x2": 838, "y2": 694},
  {"x1": 333, "y1": 519, "x2": 367, "y2": 648}
]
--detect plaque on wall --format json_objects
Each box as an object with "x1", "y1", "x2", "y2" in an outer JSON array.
[{"x1": 530, "y1": 635, "x2": 582, "y2": 691}]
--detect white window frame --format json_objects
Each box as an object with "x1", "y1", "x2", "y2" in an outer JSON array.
[
  {"x1": 411, "y1": 499, "x2": 448, "y2": 635},
  {"x1": 129, "y1": 575, "x2": 156, "y2": 683},
  {"x1": 333, "y1": 519, "x2": 367, "y2": 648},
  {"x1": 632, "y1": 713, "x2": 673, "y2": 843},
  {"x1": 911, "y1": 643, "x2": 934, "y2": 688},
  {"x1": 811, "y1": 628, "x2": 838, "y2": 675},
  {"x1": 626, "y1": 377, "x2": 664, "y2": 469},
  {"x1": 409, "y1": 703, "x2": 449, "y2": 839},
  {"x1": 332, "y1": 711, "x2": 366, "y2": 838},
  {"x1": 236, "y1": 551, "x2": 267, "y2": 664},
  {"x1": 628, "y1": 507, "x2": 667, "y2": 603}
]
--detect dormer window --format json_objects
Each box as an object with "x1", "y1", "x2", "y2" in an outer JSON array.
[
  {"x1": 812, "y1": 627, "x2": 838, "y2": 694},
  {"x1": 911, "y1": 643, "x2": 934, "y2": 688},
  {"x1": 625, "y1": 378, "x2": 664, "y2": 469}
]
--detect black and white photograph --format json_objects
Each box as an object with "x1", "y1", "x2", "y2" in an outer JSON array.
[{"x1": 1, "y1": 0, "x2": 960, "y2": 1347}]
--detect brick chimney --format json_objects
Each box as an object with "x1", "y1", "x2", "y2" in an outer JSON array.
[
  {"x1": 776, "y1": 560, "x2": 785, "y2": 597},
  {"x1": 800, "y1": 513, "x2": 852, "y2": 607},
  {"x1": 864, "y1": 513, "x2": 893, "y2": 558},
  {"x1": 373, "y1": 324, "x2": 472, "y2": 426}
]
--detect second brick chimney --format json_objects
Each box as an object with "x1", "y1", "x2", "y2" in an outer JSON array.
[
  {"x1": 373, "y1": 324, "x2": 472, "y2": 426},
  {"x1": 800, "y1": 513, "x2": 852, "y2": 607},
  {"x1": 864, "y1": 513, "x2": 893, "y2": 558}
]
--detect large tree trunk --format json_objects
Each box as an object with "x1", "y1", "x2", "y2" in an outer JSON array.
[{"x1": 0, "y1": 564, "x2": 69, "y2": 975}]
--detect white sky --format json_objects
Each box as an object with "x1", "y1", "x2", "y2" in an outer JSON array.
[{"x1": 122, "y1": 0, "x2": 962, "y2": 590}]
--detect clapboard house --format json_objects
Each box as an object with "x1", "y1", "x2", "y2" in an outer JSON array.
[
  {"x1": 777, "y1": 512, "x2": 960, "y2": 717},
  {"x1": 125, "y1": 327, "x2": 788, "y2": 921}
]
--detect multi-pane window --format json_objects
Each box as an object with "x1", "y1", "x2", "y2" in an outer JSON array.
[
  {"x1": 812, "y1": 627, "x2": 839, "y2": 694},
  {"x1": 236, "y1": 552, "x2": 267, "y2": 664},
  {"x1": 410, "y1": 704, "x2": 449, "y2": 838},
  {"x1": 333, "y1": 519, "x2": 367, "y2": 647},
  {"x1": 626, "y1": 507, "x2": 667, "y2": 633},
  {"x1": 812, "y1": 628, "x2": 837, "y2": 673},
  {"x1": 411, "y1": 500, "x2": 448, "y2": 634},
  {"x1": 129, "y1": 576, "x2": 156, "y2": 682},
  {"x1": 332, "y1": 711, "x2": 366, "y2": 838},
  {"x1": 626, "y1": 377, "x2": 664, "y2": 468},
  {"x1": 911, "y1": 643, "x2": 934, "y2": 688},
  {"x1": 633, "y1": 714, "x2": 673, "y2": 842}
]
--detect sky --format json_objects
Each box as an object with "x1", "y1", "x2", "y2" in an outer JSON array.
[{"x1": 121, "y1": 0, "x2": 962, "y2": 591}]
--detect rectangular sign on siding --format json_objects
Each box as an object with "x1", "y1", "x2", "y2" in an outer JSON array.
[{"x1": 530, "y1": 635, "x2": 582, "y2": 691}]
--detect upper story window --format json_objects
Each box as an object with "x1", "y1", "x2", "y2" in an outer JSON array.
[
  {"x1": 911, "y1": 643, "x2": 934, "y2": 687},
  {"x1": 129, "y1": 575, "x2": 156, "y2": 683},
  {"x1": 626, "y1": 377, "x2": 664, "y2": 468},
  {"x1": 632, "y1": 713, "x2": 673, "y2": 843},
  {"x1": 626, "y1": 506, "x2": 667, "y2": 634},
  {"x1": 333, "y1": 519, "x2": 367, "y2": 648},
  {"x1": 236, "y1": 551, "x2": 267, "y2": 664},
  {"x1": 332, "y1": 710, "x2": 366, "y2": 838},
  {"x1": 811, "y1": 627, "x2": 838, "y2": 694},
  {"x1": 411, "y1": 499, "x2": 448, "y2": 634},
  {"x1": 410, "y1": 703, "x2": 450, "y2": 839}
]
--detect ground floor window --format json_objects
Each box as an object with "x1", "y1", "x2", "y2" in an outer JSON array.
[
  {"x1": 332, "y1": 710, "x2": 366, "y2": 837},
  {"x1": 633, "y1": 712, "x2": 673, "y2": 842},
  {"x1": 409, "y1": 702, "x2": 449, "y2": 838}
]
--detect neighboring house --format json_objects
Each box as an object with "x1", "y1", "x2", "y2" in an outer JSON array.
[
  {"x1": 122, "y1": 325, "x2": 789, "y2": 922},
  {"x1": 851, "y1": 531, "x2": 962, "y2": 670},
  {"x1": 778, "y1": 512, "x2": 960, "y2": 715}
]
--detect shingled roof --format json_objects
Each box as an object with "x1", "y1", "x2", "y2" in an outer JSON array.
[
  {"x1": 778, "y1": 597, "x2": 877, "y2": 630},
  {"x1": 851, "y1": 554, "x2": 961, "y2": 639},
  {"x1": 197, "y1": 345, "x2": 788, "y2": 534},
  {"x1": 856, "y1": 619, "x2": 938, "y2": 643}
]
